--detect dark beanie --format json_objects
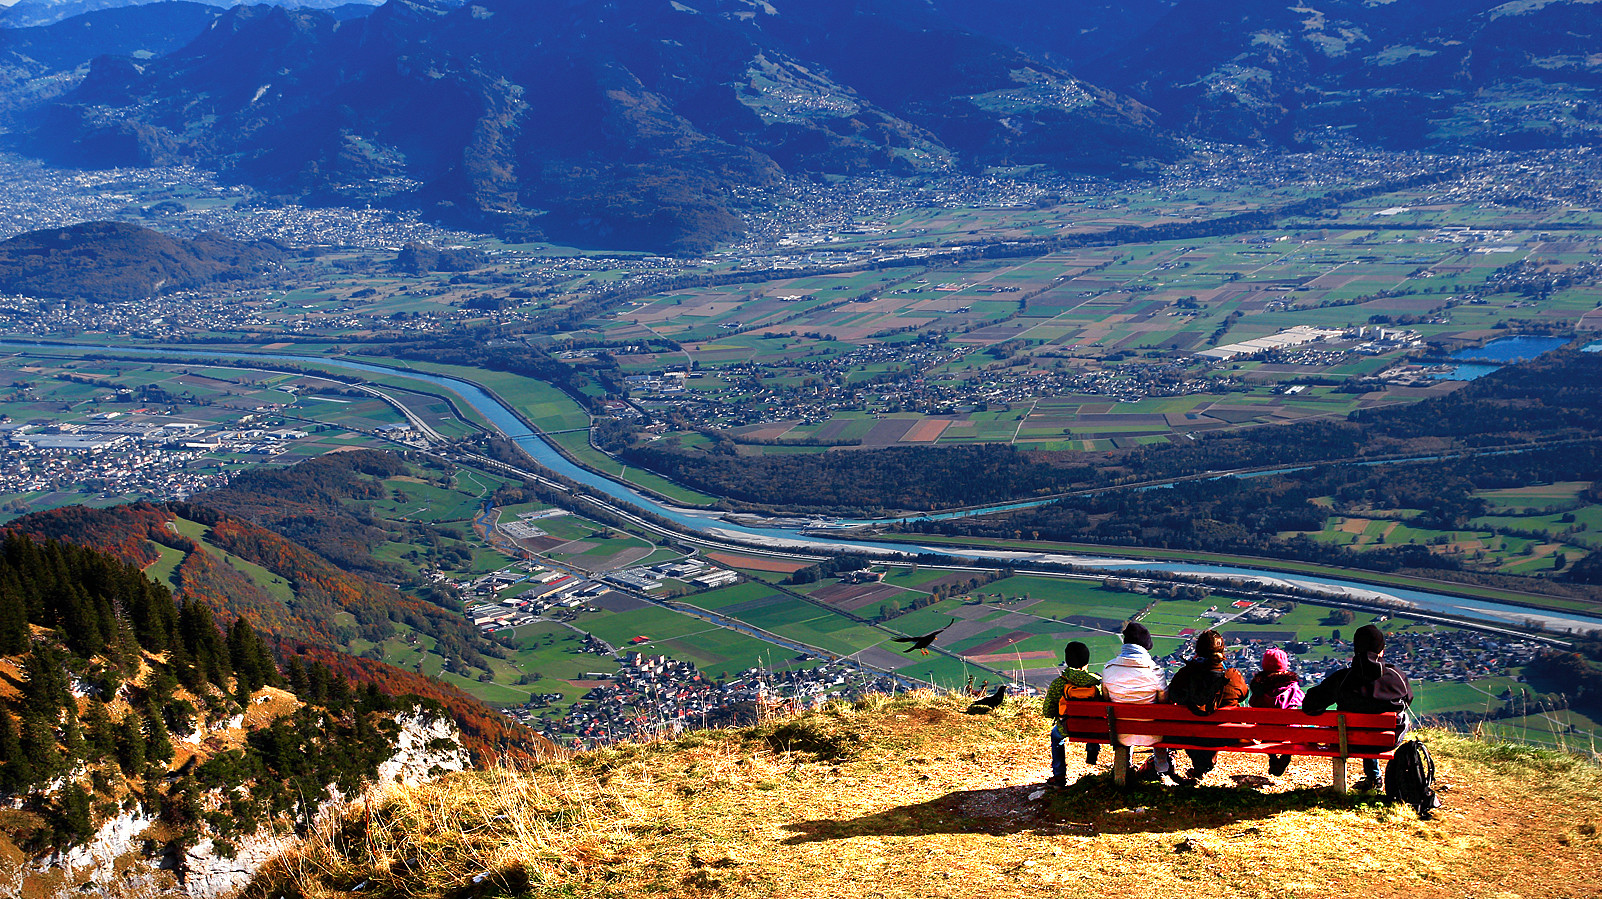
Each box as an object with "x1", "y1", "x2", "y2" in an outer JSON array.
[
  {"x1": 1122, "y1": 621, "x2": 1153, "y2": 651},
  {"x1": 1064, "y1": 641, "x2": 1090, "y2": 667},
  {"x1": 1354, "y1": 624, "x2": 1385, "y2": 655}
]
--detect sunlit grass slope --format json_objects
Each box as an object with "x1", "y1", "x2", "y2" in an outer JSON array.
[{"x1": 245, "y1": 692, "x2": 1602, "y2": 899}]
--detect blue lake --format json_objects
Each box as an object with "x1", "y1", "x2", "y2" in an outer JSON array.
[
  {"x1": 1429, "y1": 335, "x2": 1570, "y2": 380},
  {"x1": 1447, "y1": 335, "x2": 1569, "y2": 363},
  {"x1": 1429, "y1": 363, "x2": 1502, "y2": 381}
]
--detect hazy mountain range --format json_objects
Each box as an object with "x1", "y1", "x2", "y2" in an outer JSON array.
[
  {"x1": 3, "y1": 0, "x2": 1598, "y2": 252},
  {"x1": 0, "y1": 0, "x2": 380, "y2": 29}
]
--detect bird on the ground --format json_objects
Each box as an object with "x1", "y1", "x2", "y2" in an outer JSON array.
[
  {"x1": 891, "y1": 618, "x2": 957, "y2": 655},
  {"x1": 964, "y1": 685, "x2": 1007, "y2": 714}
]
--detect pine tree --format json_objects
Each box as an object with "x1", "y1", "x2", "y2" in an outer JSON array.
[
  {"x1": 228, "y1": 617, "x2": 278, "y2": 697},
  {"x1": 144, "y1": 703, "x2": 173, "y2": 767},
  {"x1": 81, "y1": 702, "x2": 115, "y2": 764},
  {"x1": 61, "y1": 703, "x2": 85, "y2": 762},
  {"x1": 178, "y1": 600, "x2": 231, "y2": 690},
  {"x1": 115, "y1": 715, "x2": 146, "y2": 777},
  {"x1": 18, "y1": 706, "x2": 60, "y2": 784},
  {"x1": 0, "y1": 713, "x2": 29, "y2": 793},
  {"x1": 56, "y1": 783, "x2": 94, "y2": 846},
  {"x1": 0, "y1": 570, "x2": 29, "y2": 655},
  {"x1": 287, "y1": 657, "x2": 309, "y2": 697},
  {"x1": 307, "y1": 662, "x2": 330, "y2": 704},
  {"x1": 56, "y1": 580, "x2": 108, "y2": 659},
  {"x1": 324, "y1": 667, "x2": 352, "y2": 712},
  {"x1": 21, "y1": 643, "x2": 68, "y2": 720}
]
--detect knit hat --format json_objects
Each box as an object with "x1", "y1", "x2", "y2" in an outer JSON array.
[
  {"x1": 1122, "y1": 621, "x2": 1153, "y2": 651},
  {"x1": 1064, "y1": 641, "x2": 1090, "y2": 667},
  {"x1": 1261, "y1": 647, "x2": 1290, "y2": 674},
  {"x1": 1354, "y1": 624, "x2": 1385, "y2": 656}
]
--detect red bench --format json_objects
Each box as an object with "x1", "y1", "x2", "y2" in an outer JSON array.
[{"x1": 1058, "y1": 701, "x2": 1403, "y2": 791}]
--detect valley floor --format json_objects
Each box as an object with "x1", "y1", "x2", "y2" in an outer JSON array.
[{"x1": 247, "y1": 693, "x2": 1602, "y2": 899}]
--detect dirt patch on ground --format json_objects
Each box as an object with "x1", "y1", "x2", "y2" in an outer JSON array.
[
  {"x1": 707, "y1": 552, "x2": 809, "y2": 573},
  {"x1": 514, "y1": 535, "x2": 568, "y2": 552},
  {"x1": 551, "y1": 540, "x2": 599, "y2": 554},
  {"x1": 810, "y1": 582, "x2": 907, "y2": 612},
  {"x1": 861, "y1": 419, "x2": 916, "y2": 446},
  {"x1": 966, "y1": 631, "x2": 1034, "y2": 656},
  {"x1": 590, "y1": 591, "x2": 651, "y2": 612},
  {"x1": 965, "y1": 649, "x2": 1060, "y2": 665},
  {"x1": 902, "y1": 419, "x2": 953, "y2": 443}
]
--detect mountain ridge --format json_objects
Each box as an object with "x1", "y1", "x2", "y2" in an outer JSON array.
[
  {"x1": 18, "y1": 0, "x2": 1179, "y2": 253},
  {"x1": 0, "y1": 220, "x2": 286, "y2": 302},
  {"x1": 7, "y1": 0, "x2": 1601, "y2": 251}
]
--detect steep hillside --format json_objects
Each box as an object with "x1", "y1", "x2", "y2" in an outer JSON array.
[
  {"x1": 11, "y1": 497, "x2": 542, "y2": 759},
  {"x1": 0, "y1": 531, "x2": 475, "y2": 897},
  {"x1": 243, "y1": 691, "x2": 1602, "y2": 898},
  {"x1": 0, "y1": 221, "x2": 285, "y2": 302},
  {"x1": 13, "y1": 501, "x2": 475, "y2": 659}
]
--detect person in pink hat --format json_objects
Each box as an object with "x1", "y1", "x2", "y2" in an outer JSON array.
[{"x1": 1247, "y1": 647, "x2": 1304, "y2": 777}]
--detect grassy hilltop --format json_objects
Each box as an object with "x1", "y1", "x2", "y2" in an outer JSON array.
[{"x1": 247, "y1": 693, "x2": 1602, "y2": 899}]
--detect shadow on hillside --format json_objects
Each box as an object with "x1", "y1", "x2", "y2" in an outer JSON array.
[{"x1": 781, "y1": 771, "x2": 1384, "y2": 843}]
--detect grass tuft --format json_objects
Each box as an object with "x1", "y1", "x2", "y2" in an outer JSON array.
[{"x1": 755, "y1": 714, "x2": 865, "y2": 761}]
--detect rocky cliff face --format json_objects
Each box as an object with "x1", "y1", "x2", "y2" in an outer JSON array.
[
  {"x1": 23, "y1": 707, "x2": 471, "y2": 897},
  {"x1": 377, "y1": 708, "x2": 473, "y2": 787}
]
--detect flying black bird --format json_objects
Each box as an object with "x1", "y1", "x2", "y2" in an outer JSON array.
[
  {"x1": 891, "y1": 618, "x2": 957, "y2": 655},
  {"x1": 964, "y1": 685, "x2": 1008, "y2": 715}
]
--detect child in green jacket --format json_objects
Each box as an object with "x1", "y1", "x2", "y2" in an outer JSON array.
[{"x1": 1042, "y1": 641, "x2": 1104, "y2": 786}]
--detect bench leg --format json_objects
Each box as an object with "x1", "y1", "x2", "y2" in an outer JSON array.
[
  {"x1": 1113, "y1": 744, "x2": 1130, "y2": 788},
  {"x1": 1333, "y1": 757, "x2": 1347, "y2": 793}
]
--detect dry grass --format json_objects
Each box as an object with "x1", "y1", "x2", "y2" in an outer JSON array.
[{"x1": 244, "y1": 692, "x2": 1602, "y2": 899}]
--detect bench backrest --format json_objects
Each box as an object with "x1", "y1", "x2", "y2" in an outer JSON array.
[{"x1": 1059, "y1": 701, "x2": 1401, "y2": 753}]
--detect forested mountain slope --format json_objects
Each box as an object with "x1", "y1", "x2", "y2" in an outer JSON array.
[{"x1": 0, "y1": 531, "x2": 483, "y2": 895}]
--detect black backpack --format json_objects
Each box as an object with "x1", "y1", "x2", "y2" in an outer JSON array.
[{"x1": 1385, "y1": 739, "x2": 1440, "y2": 819}]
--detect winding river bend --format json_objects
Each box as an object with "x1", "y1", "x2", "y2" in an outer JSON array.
[{"x1": 9, "y1": 341, "x2": 1602, "y2": 636}]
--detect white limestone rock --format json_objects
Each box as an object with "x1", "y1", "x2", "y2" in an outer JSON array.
[{"x1": 378, "y1": 707, "x2": 471, "y2": 786}]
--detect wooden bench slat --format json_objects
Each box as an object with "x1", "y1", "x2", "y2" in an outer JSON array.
[
  {"x1": 1058, "y1": 718, "x2": 1397, "y2": 745},
  {"x1": 1154, "y1": 742, "x2": 1395, "y2": 759},
  {"x1": 1063, "y1": 731, "x2": 1397, "y2": 757},
  {"x1": 1058, "y1": 701, "x2": 1397, "y2": 728},
  {"x1": 1073, "y1": 720, "x2": 1399, "y2": 746}
]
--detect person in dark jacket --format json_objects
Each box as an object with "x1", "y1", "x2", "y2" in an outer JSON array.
[
  {"x1": 1302, "y1": 623, "x2": 1412, "y2": 791},
  {"x1": 1165, "y1": 629, "x2": 1248, "y2": 782},
  {"x1": 1247, "y1": 647, "x2": 1304, "y2": 777}
]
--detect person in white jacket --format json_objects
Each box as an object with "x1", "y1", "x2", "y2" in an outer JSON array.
[{"x1": 1100, "y1": 621, "x2": 1177, "y2": 782}]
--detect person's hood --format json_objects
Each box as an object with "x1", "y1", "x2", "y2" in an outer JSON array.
[
  {"x1": 1113, "y1": 643, "x2": 1154, "y2": 665},
  {"x1": 1352, "y1": 650, "x2": 1386, "y2": 681}
]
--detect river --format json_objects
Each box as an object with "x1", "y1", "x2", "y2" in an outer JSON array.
[{"x1": 8, "y1": 340, "x2": 1602, "y2": 635}]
